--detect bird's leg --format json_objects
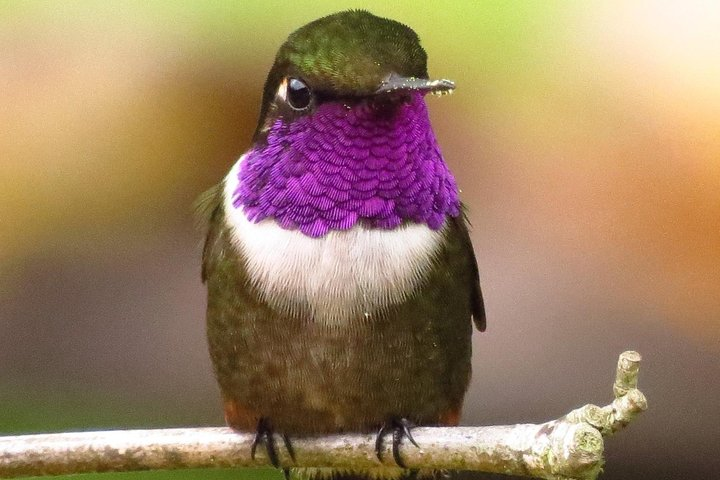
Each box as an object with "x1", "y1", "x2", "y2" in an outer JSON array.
[
  {"x1": 251, "y1": 417, "x2": 295, "y2": 469},
  {"x1": 375, "y1": 417, "x2": 420, "y2": 468}
]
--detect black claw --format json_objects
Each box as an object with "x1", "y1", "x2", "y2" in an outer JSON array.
[
  {"x1": 282, "y1": 433, "x2": 296, "y2": 463},
  {"x1": 398, "y1": 418, "x2": 419, "y2": 449},
  {"x1": 265, "y1": 433, "x2": 280, "y2": 468},
  {"x1": 375, "y1": 424, "x2": 389, "y2": 462},
  {"x1": 282, "y1": 468, "x2": 291, "y2": 480},
  {"x1": 250, "y1": 426, "x2": 262, "y2": 459},
  {"x1": 250, "y1": 417, "x2": 286, "y2": 469},
  {"x1": 392, "y1": 427, "x2": 404, "y2": 468},
  {"x1": 375, "y1": 418, "x2": 420, "y2": 468}
]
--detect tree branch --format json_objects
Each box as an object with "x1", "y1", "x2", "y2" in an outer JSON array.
[{"x1": 0, "y1": 351, "x2": 647, "y2": 480}]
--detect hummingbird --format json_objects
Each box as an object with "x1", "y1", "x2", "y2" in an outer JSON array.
[{"x1": 199, "y1": 9, "x2": 485, "y2": 479}]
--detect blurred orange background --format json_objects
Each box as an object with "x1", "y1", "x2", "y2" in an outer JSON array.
[{"x1": 1, "y1": 2, "x2": 718, "y2": 479}]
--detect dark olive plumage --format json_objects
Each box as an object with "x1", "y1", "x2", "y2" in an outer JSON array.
[{"x1": 203, "y1": 194, "x2": 482, "y2": 433}]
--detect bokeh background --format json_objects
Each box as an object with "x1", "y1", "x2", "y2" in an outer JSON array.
[{"x1": 2, "y1": 1, "x2": 719, "y2": 479}]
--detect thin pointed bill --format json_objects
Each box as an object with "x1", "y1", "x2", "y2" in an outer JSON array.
[{"x1": 375, "y1": 74, "x2": 455, "y2": 96}]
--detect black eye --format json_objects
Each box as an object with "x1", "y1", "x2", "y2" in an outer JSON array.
[{"x1": 287, "y1": 77, "x2": 312, "y2": 110}]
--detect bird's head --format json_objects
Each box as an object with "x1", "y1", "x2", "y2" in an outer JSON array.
[{"x1": 235, "y1": 10, "x2": 460, "y2": 237}]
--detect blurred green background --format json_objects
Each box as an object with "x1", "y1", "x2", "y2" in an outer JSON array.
[{"x1": 1, "y1": 1, "x2": 719, "y2": 479}]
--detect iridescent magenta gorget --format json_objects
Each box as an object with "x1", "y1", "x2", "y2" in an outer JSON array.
[{"x1": 234, "y1": 91, "x2": 460, "y2": 237}]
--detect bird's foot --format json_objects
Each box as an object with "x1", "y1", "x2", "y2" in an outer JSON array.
[
  {"x1": 251, "y1": 417, "x2": 295, "y2": 471},
  {"x1": 375, "y1": 418, "x2": 420, "y2": 468}
]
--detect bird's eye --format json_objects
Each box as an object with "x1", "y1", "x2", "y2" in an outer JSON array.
[{"x1": 287, "y1": 77, "x2": 312, "y2": 110}]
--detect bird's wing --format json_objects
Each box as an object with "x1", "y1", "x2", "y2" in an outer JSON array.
[
  {"x1": 452, "y1": 209, "x2": 486, "y2": 332},
  {"x1": 194, "y1": 182, "x2": 224, "y2": 283}
]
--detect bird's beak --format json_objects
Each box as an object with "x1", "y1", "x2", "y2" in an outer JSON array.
[{"x1": 374, "y1": 73, "x2": 455, "y2": 96}]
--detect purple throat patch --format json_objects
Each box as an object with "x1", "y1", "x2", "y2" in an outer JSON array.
[{"x1": 234, "y1": 91, "x2": 460, "y2": 237}]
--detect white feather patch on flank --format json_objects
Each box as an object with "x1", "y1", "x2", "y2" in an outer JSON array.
[{"x1": 222, "y1": 155, "x2": 445, "y2": 326}]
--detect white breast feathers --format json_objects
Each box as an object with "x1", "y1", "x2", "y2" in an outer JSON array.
[{"x1": 222, "y1": 155, "x2": 445, "y2": 326}]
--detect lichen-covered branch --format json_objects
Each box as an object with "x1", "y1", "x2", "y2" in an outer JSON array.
[
  {"x1": 565, "y1": 351, "x2": 647, "y2": 437},
  {"x1": 0, "y1": 351, "x2": 646, "y2": 480}
]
